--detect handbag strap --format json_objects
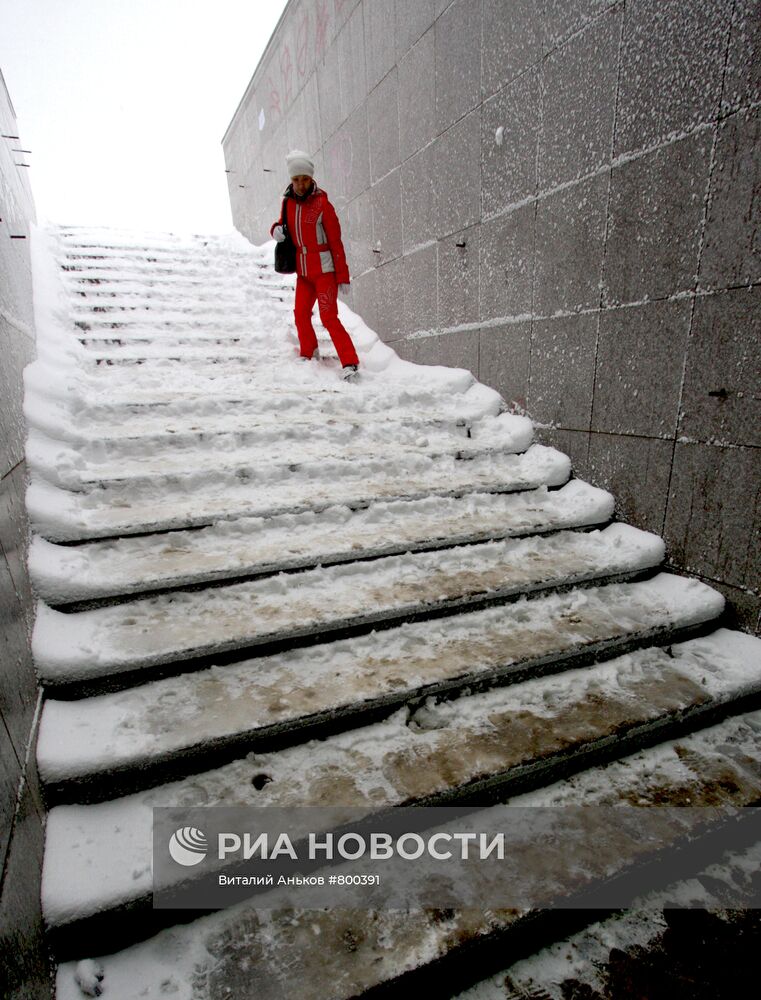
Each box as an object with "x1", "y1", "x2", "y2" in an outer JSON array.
[{"x1": 281, "y1": 197, "x2": 290, "y2": 236}]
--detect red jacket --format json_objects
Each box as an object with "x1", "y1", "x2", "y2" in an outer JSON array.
[{"x1": 271, "y1": 184, "x2": 350, "y2": 283}]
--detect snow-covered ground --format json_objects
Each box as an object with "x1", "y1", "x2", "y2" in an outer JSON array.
[
  {"x1": 37, "y1": 573, "x2": 723, "y2": 787},
  {"x1": 29, "y1": 479, "x2": 614, "y2": 603},
  {"x1": 26, "y1": 224, "x2": 761, "y2": 1000},
  {"x1": 43, "y1": 628, "x2": 761, "y2": 928}
]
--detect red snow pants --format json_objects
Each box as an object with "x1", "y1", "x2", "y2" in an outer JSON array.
[{"x1": 294, "y1": 273, "x2": 359, "y2": 368}]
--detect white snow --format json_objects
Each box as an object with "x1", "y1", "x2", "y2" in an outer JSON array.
[
  {"x1": 25, "y1": 264, "x2": 570, "y2": 543},
  {"x1": 25, "y1": 411, "x2": 535, "y2": 489},
  {"x1": 37, "y1": 572, "x2": 723, "y2": 784},
  {"x1": 28, "y1": 223, "x2": 759, "y2": 999},
  {"x1": 41, "y1": 627, "x2": 761, "y2": 927},
  {"x1": 51, "y1": 694, "x2": 761, "y2": 998},
  {"x1": 26, "y1": 442, "x2": 571, "y2": 542},
  {"x1": 32, "y1": 523, "x2": 665, "y2": 684},
  {"x1": 29, "y1": 480, "x2": 615, "y2": 603},
  {"x1": 73, "y1": 959, "x2": 104, "y2": 997}
]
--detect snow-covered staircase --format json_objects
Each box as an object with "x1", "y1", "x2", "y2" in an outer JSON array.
[{"x1": 26, "y1": 226, "x2": 761, "y2": 998}]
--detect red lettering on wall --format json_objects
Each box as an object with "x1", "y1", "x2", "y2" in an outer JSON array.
[
  {"x1": 315, "y1": 0, "x2": 330, "y2": 56},
  {"x1": 280, "y1": 43, "x2": 293, "y2": 106},
  {"x1": 268, "y1": 74, "x2": 281, "y2": 119},
  {"x1": 296, "y1": 10, "x2": 310, "y2": 77}
]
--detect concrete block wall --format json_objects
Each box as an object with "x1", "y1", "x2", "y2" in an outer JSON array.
[
  {"x1": 0, "y1": 70, "x2": 51, "y2": 999},
  {"x1": 223, "y1": 0, "x2": 760, "y2": 632}
]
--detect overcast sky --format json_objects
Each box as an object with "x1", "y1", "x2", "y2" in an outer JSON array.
[{"x1": 0, "y1": 0, "x2": 287, "y2": 232}]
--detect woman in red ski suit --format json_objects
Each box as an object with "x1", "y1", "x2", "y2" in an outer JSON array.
[{"x1": 271, "y1": 150, "x2": 359, "y2": 378}]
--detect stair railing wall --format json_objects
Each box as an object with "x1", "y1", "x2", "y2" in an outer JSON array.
[
  {"x1": 223, "y1": 0, "x2": 760, "y2": 635},
  {"x1": 0, "y1": 66, "x2": 52, "y2": 1000}
]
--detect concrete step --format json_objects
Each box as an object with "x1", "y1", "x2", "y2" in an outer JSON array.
[
  {"x1": 43, "y1": 629, "x2": 761, "y2": 964},
  {"x1": 26, "y1": 443, "x2": 571, "y2": 542},
  {"x1": 59, "y1": 262, "x2": 250, "y2": 280},
  {"x1": 58, "y1": 240, "x2": 210, "y2": 254},
  {"x1": 71, "y1": 313, "x2": 283, "y2": 330},
  {"x1": 76, "y1": 335, "x2": 250, "y2": 351},
  {"x1": 36, "y1": 226, "x2": 758, "y2": 997},
  {"x1": 73, "y1": 329, "x2": 269, "y2": 344},
  {"x1": 30, "y1": 481, "x2": 612, "y2": 606},
  {"x1": 84, "y1": 349, "x2": 257, "y2": 366},
  {"x1": 87, "y1": 354, "x2": 256, "y2": 368},
  {"x1": 454, "y1": 846, "x2": 761, "y2": 999},
  {"x1": 71, "y1": 313, "x2": 266, "y2": 329},
  {"x1": 57, "y1": 246, "x2": 263, "y2": 266},
  {"x1": 56, "y1": 242, "x2": 241, "y2": 260},
  {"x1": 67, "y1": 278, "x2": 290, "y2": 306},
  {"x1": 25, "y1": 351, "x2": 492, "y2": 407},
  {"x1": 72, "y1": 319, "x2": 262, "y2": 337},
  {"x1": 68, "y1": 299, "x2": 252, "y2": 313},
  {"x1": 23, "y1": 372, "x2": 503, "y2": 435},
  {"x1": 64, "y1": 274, "x2": 259, "y2": 290},
  {"x1": 56, "y1": 836, "x2": 761, "y2": 1000},
  {"x1": 33, "y1": 522, "x2": 662, "y2": 696},
  {"x1": 37, "y1": 572, "x2": 724, "y2": 803},
  {"x1": 66, "y1": 284, "x2": 254, "y2": 301},
  {"x1": 23, "y1": 396, "x2": 485, "y2": 449},
  {"x1": 26, "y1": 414, "x2": 534, "y2": 491}
]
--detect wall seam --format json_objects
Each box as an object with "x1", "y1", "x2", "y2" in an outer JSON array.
[
  {"x1": 1, "y1": 457, "x2": 26, "y2": 483},
  {"x1": 0, "y1": 688, "x2": 44, "y2": 896},
  {"x1": 526, "y1": 14, "x2": 544, "y2": 419},
  {"x1": 402, "y1": 279, "x2": 761, "y2": 340},
  {"x1": 589, "y1": 0, "x2": 626, "y2": 473},
  {"x1": 481, "y1": 51, "x2": 542, "y2": 110},
  {"x1": 340, "y1": 86, "x2": 761, "y2": 220},
  {"x1": 229, "y1": 0, "x2": 759, "y2": 634},
  {"x1": 542, "y1": 0, "x2": 621, "y2": 63},
  {"x1": 660, "y1": 0, "x2": 737, "y2": 540},
  {"x1": 480, "y1": 116, "x2": 717, "y2": 229}
]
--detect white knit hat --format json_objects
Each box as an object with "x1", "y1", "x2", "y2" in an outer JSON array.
[{"x1": 286, "y1": 149, "x2": 314, "y2": 178}]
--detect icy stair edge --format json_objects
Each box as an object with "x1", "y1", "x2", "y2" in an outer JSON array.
[
  {"x1": 38, "y1": 572, "x2": 725, "y2": 803},
  {"x1": 30, "y1": 480, "x2": 613, "y2": 607},
  {"x1": 43, "y1": 627, "x2": 761, "y2": 962},
  {"x1": 32, "y1": 523, "x2": 666, "y2": 695}
]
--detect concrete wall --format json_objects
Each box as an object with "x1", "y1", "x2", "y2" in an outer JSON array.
[
  {"x1": 0, "y1": 70, "x2": 51, "y2": 998},
  {"x1": 223, "y1": 0, "x2": 760, "y2": 632}
]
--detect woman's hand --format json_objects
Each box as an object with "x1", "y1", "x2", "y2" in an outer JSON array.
[{"x1": 273, "y1": 226, "x2": 286, "y2": 243}]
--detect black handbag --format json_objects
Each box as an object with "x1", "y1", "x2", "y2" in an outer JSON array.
[{"x1": 274, "y1": 197, "x2": 296, "y2": 274}]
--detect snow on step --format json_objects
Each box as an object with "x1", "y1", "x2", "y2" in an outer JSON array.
[
  {"x1": 455, "y1": 839, "x2": 761, "y2": 1000},
  {"x1": 24, "y1": 394, "x2": 494, "y2": 450},
  {"x1": 27, "y1": 444, "x2": 571, "y2": 542},
  {"x1": 66, "y1": 282, "x2": 257, "y2": 301},
  {"x1": 74, "y1": 332, "x2": 273, "y2": 350},
  {"x1": 83, "y1": 346, "x2": 259, "y2": 364},
  {"x1": 23, "y1": 369, "x2": 503, "y2": 440},
  {"x1": 37, "y1": 574, "x2": 724, "y2": 791},
  {"x1": 42, "y1": 629, "x2": 761, "y2": 930},
  {"x1": 64, "y1": 273, "x2": 265, "y2": 292},
  {"x1": 71, "y1": 304, "x2": 258, "y2": 321},
  {"x1": 30, "y1": 481, "x2": 613, "y2": 605},
  {"x1": 55, "y1": 837, "x2": 761, "y2": 1000},
  {"x1": 73, "y1": 321, "x2": 266, "y2": 341},
  {"x1": 69, "y1": 298, "x2": 254, "y2": 314},
  {"x1": 75, "y1": 331, "x2": 258, "y2": 346},
  {"x1": 30, "y1": 356, "x2": 495, "y2": 413},
  {"x1": 26, "y1": 414, "x2": 534, "y2": 491},
  {"x1": 33, "y1": 523, "x2": 664, "y2": 688}
]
